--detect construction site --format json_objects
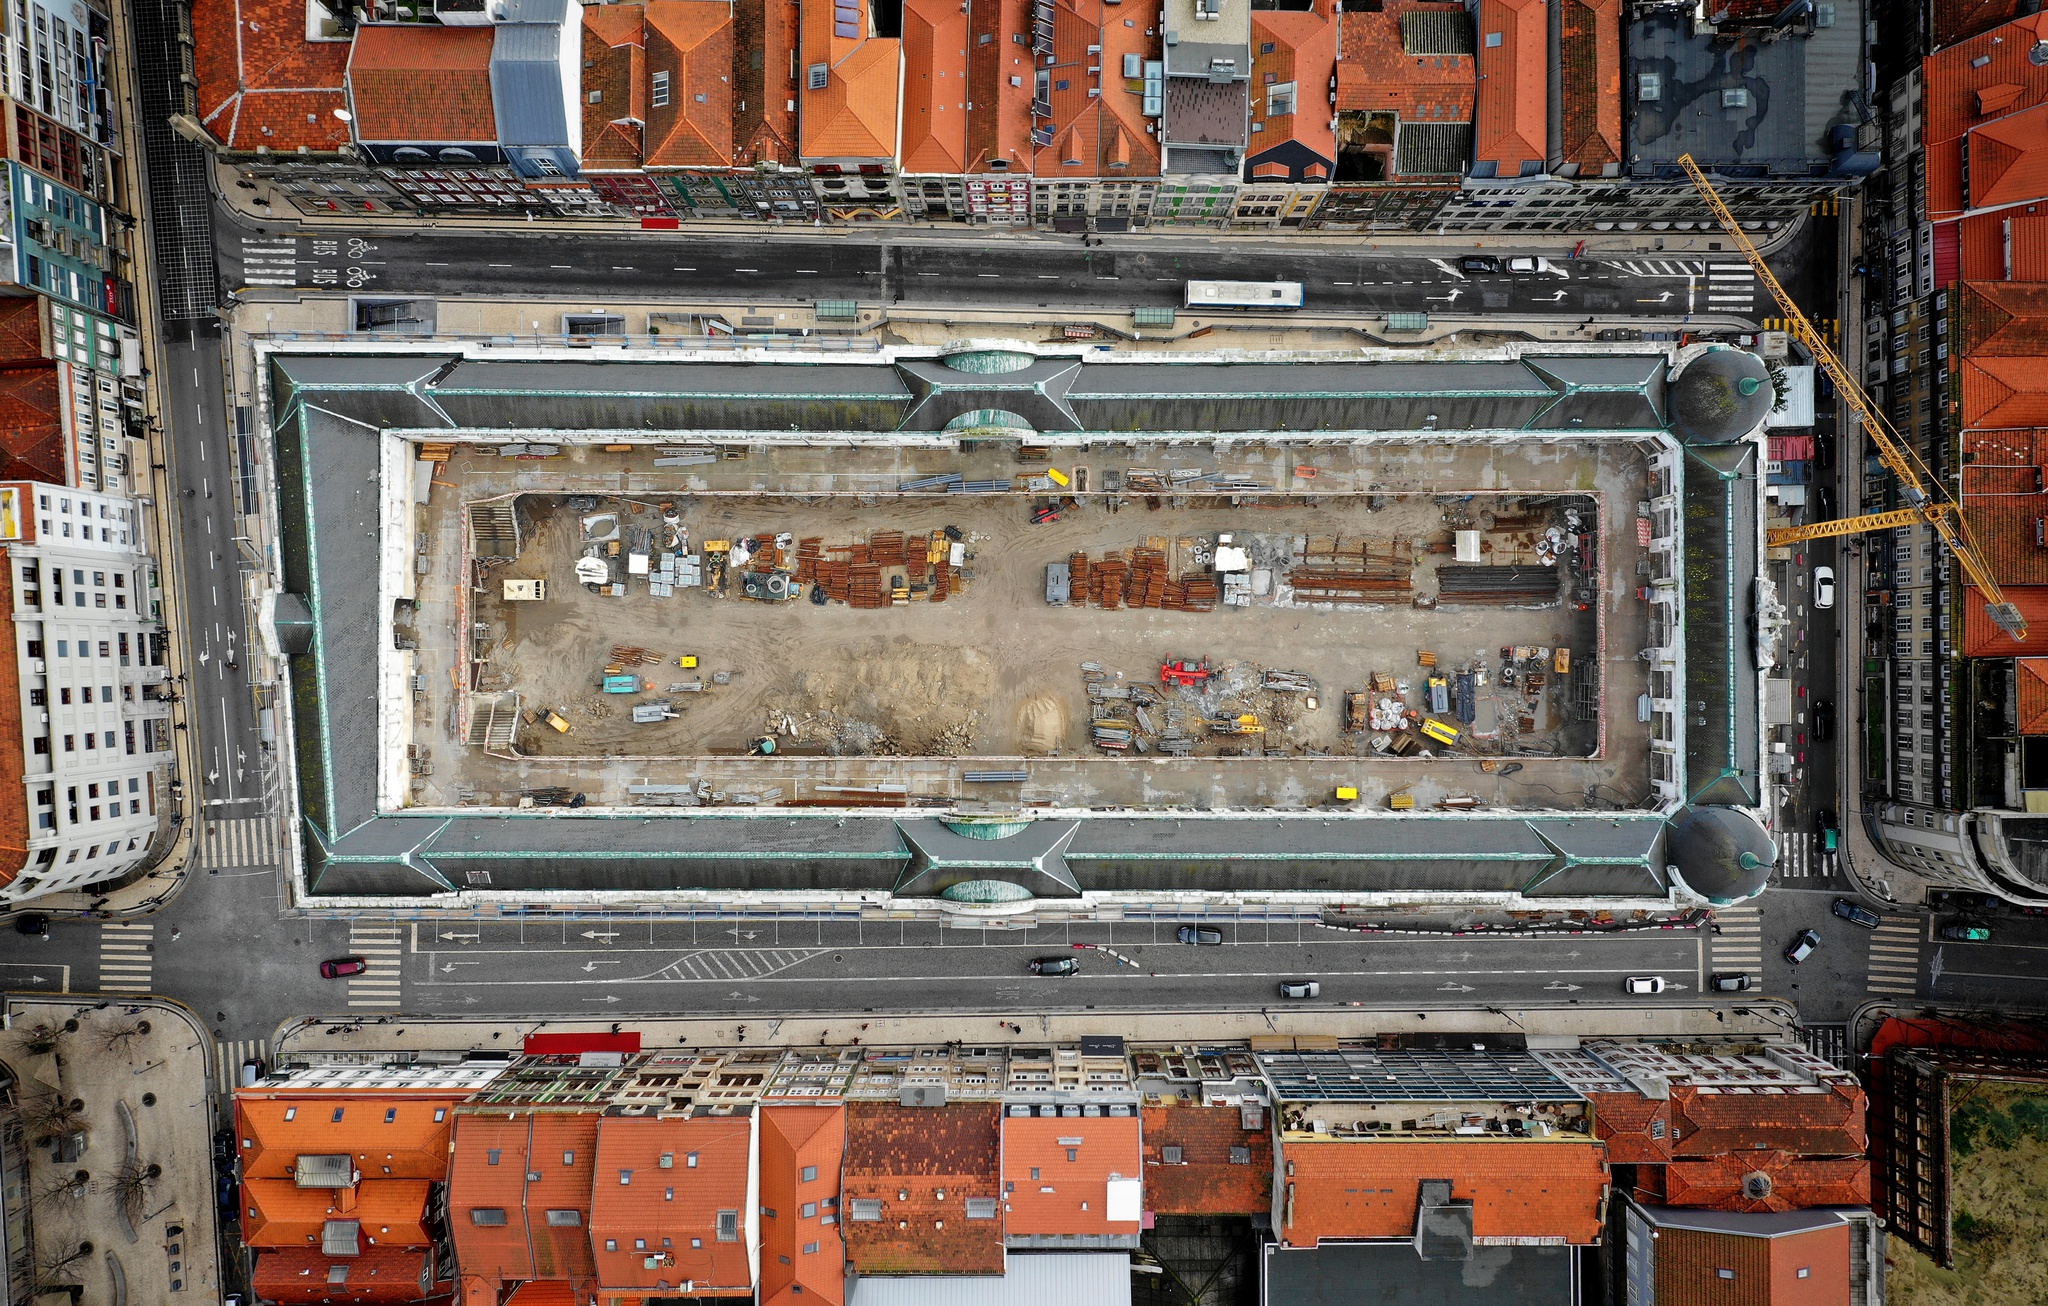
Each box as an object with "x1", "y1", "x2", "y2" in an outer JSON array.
[
  {"x1": 262, "y1": 340, "x2": 1768, "y2": 908},
  {"x1": 423, "y1": 435, "x2": 1634, "y2": 813}
]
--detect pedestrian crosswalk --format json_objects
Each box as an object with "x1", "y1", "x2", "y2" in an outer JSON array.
[
  {"x1": 1709, "y1": 904, "x2": 1763, "y2": 980},
  {"x1": 96, "y1": 921, "x2": 155, "y2": 993},
  {"x1": 1810, "y1": 196, "x2": 1844, "y2": 217},
  {"x1": 216, "y1": 1038, "x2": 269, "y2": 1095},
  {"x1": 345, "y1": 923, "x2": 404, "y2": 1008},
  {"x1": 1608, "y1": 258, "x2": 1705, "y2": 279},
  {"x1": 1762, "y1": 315, "x2": 1839, "y2": 339},
  {"x1": 1776, "y1": 831, "x2": 1838, "y2": 880},
  {"x1": 1866, "y1": 915, "x2": 1922, "y2": 997},
  {"x1": 197, "y1": 816, "x2": 282, "y2": 870},
  {"x1": 1704, "y1": 261, "x2": 1758, "y2": 313}
]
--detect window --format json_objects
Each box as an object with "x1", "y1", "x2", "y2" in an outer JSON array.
[
  {"x1": 808, "y1": 63, "x2": 829, "y2": 90},
  {"x1": 470, "y1": 1208, "x2": 508, "y2": 1226},
  {"x1": 802, "y1": 1202, "x2": 817, "y2": 1217},
  {"x1": 487, "y1": 1149, "x2": 501, "y2": 1166},
  {"x1": 1797, "y1": 1268, "x2": 1811, "y2": 1279},
  {"x1": 331, "y1": 1108, "x2": 344, "y2": 1122},
  {"x1": 966, "y1": 1197, "x2": 998, "y2": 1219},
  {"x1": 850, "y1": 1199, "x2": 883, "y2": 1221},
  {"x1": 619, "y1": 1170, "x2": 633, "y2": 1185},
  {"x1": 385, "y1": 1108, "x2": 397, "y2": 1123},
  {"x1": 717, "y1": 1210, "x2": 740, "y2": 1242},
  {"x1": 434, "y1": 1108, "x2": 446, "y2": 1122},
  {"x1": 1716, "y1": 1269, "x2": 1736, "y2": 1280},
  {"x1": 687, "y1": 1152, "x2": 698, "y2": 1167},
  {"x1": 563, "y1": 1151, "x2": 575, "y2": 1165},
  {"x1": 804, "y1": 1241, "x2": 821, "y2": 1255},
  {"x1": 762, "y1": 1207, "x2": 779, "y2": 1219},
  {"x1": 802, "y1": 1165, "x2": 818, "y2": 1182},
  {"x1": 652, "y1": 69, "x2": 671, "y2": 106},
  {"x1": 541, "y1": 1208, "x2": 582, "y2": 1227}
]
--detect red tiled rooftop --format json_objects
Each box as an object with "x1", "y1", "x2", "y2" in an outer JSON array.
[
  {"x1": 842, "y1": 1102, "x2": 1004, "y2": 1276},
  {"x1": 1962, "y1": 428, "x2": 2048, "y2": 588},
  {"x1": 1589, "y1": 1091, "x2": 1673, "y2": 1165},
  {"x1": 645, "y1": 0, "x2": 736, "y2": 166},
  {"x1": 1963, "y1": 584, "x2": 2048, "y2": 655},
  {"x1": 1001, "y1": 1113, "x2": 1143, "y2": 1237},
  {"x1": 447, "y1": 1112, "x2": 600, "y2": 1292},
  {"x1": 0, "y1": 302, "x2": 65, "y2": 489},
  {"x1": 1558, "y1": 0, "x2": 1620, "y2": 171},
  {"x1": 734, "y1": 0, "x2": 801, "y2": 164},
  {"x1": 1920, "y1": 12, "x2": 2048, "y2": 219},
  {"x1": 1651, "y1": 1221, "x2": 1852, "y2": 1306},
  {"x1": 1958, "y1": 280, "x2": 2048, "y2": 359},
  {"x1": 346, "y1": 25, "x2": 497, "y2": 144},
  {"x1": 235, "y1": 1091, "x2": 466, "y2": 1183},
  {"x1": 252, "y1": 1243, "x2": 433, "y2": 1305},
  {"x1": 901, "y1": 0, "x2": 969, "y2": 174},
  {"x1": 583, "y1": 4, "x2": 648, "y2": 168},
  {"x1": 1665, "y1": 1084, "x2": 1866, "y2": 1159},
  {"x1": 759, "y1": 1105, "x2": 846, "y2": 1306},
  {"x1": 1472, "y1": 0, "x2": 1547, "y2": 175},
  {"x1": 1140, "y1": 1105, "x2": 1272, "y2": 1216},
  {"x1": 1279, "y1": 1139, "x2": 1609, "y2": 1248},
  {"x1": 1336, "y1": 1, "x2": 1474, "y2": 120},
  {"x1": 1033, "y1": 0, "x2": 1160, "y2": 177},
  {"x1": 1969, "y1": 103, "x2": 2048, "y2": 208},
  {"x1": 965, "y1": 0, "x2": 1036, "y2": 173},
  {"x1": 1935, "y1": 0, "x2": 2030, "y2": 45},
  {"x1": 192, "y1": 0, "x2": 351, "y2": 152},
  {"x1": 1958, "y1": 210, "x2": 2048, "y2": 281},
  {"x1": 2020, "y1": 658, "x2": 2048, "y2": 734},
  {"x1": 800, "y1": 0, "x2": 902, "y2": 160},
  {"x1": 1248, "y1": 6, "x2": 1338, "y2": 179},
  {"x1": 588, "y1": 1114, "x2": 753, "y2": 1296},
  {"x1": 242, "y1": 1178, "x2": 432, "y2": 1249},
  {"x1": 1662, "y1": 1152, "x2": 1871, "y2": 1211}
]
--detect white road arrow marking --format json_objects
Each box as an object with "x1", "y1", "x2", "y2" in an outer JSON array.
[
  {"x1": 582, "y1": 960, "x2": 620, "y2": 973},
  {"x1": 581, "y1": 930, "x2": 620, "y2": 943},
  {"x1": 1438, "y1": 982, "x2": 1477, "y2": 993},
  {"x1": 1543, "y1": 981, "x2": 1583, "y2": 991},
  {"x1": 439, "y1": 931, "x2": 479, "y2": 942},
  {"x1": 439, "y1": 962, "x2": 478, "y2": 973},
  {"x1": 583, "y1": 995, "x2": 622, "y2": 1004}
]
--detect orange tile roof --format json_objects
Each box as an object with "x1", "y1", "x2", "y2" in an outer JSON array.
[
  {"x1": 1472, "y1": 0, "x2": 1546, "y2": 175},
  {"x1": 1665, "y1": 1085, "x2": 1866, "y2": 1160},
  {"x1": 235, "y1": 1091, "x2": 467, "y2": 1183},
  {"x1": 1651, "y1": 1220, "x2": 1851, "y2": 1306},
  {"x1": 1958, "y1": 210, "x2": 2048, "y2": 281},
  {"x1": 583, "y1": 4, "x2": 649, "y2": 168},
  {"x1": 1920, "y1": 12, "x2": 2048, "y2": 220},
  {"x1": 1959, "y1": 279, "x2": 2048, "y2": 354},
  {"x1": 1969, "y1": 103, "x2": 2048, "y2": 208},
  {"x1": 1279, "y1": 1139, "x2": 1609, "y2": 1248},
  {"x1": 842, "y1": 1102, "x2": 1004, "y2": 1276},
  {"x1": 1031, "y1": 0, "x2": 1160, "y2": 178},
  {"x1": 251, "y1": 1244, "x2": 434, "y2": 1305},
  {"x1": 1336, "y1": 1, "x2": 1475, "y2": 120},
  {"x1": 901, "y1": 0, "x2": 969, "y2": 173},
  {"x1": 1662, "y1": 1152, "x2": 1871, "y2": 1211},
  {"x1": 588, "y1": 1114, "x2": 753, "y2": 1296},
  {"x1": 1140, "y1": 1106, "x2": 1271, "y2": 1216},
  {"x1": 965, "y1": 0, "x2": 1036, "y2": 173},
  {"x1": 346, "y1": 25, "x2": 498, "y2": 144},
  {"x1": 1963, "y1": 355, "x2": 2048, "y2": 428},
  {"x1": 1963, "y1": 585, "x2": 2048, "y2": 655},
  {"x1": 504, "y1": 1283, "x2": 579, "y2": 1306},
  {"x1": 1248, "y1": 6, "x2": 1338, "y2": 179},
  {"x1": 759, "y1": 1105, "x2": 846, "y2": 1306},
  {"x1": 646, "y1": 0, "x2": 737, "y2": 167},
  {"x1": 0, "y1": 301, "x2": 65, "y2": 489},
  {"x1": 2021, "y1": 659, "x2": 2048, "y2": 733},
  {"x1": 1935, "y1": 0, "x2": 2030, "y2": 45},
  {"x1": 1589, "y1": 1091, "x2": 1673, "y2": 1165},
  {"x1": 192, "y1": 0, "x2": 352, "y2": 152},
  {"x1": 799, "y1": 0, "x2": 902, "y2": 160},
  {"x1": 242, "y1": 1178, "x2": 432, "y2": 1249},
  {"x1": 446, "y1": 1112, "x2": 600, "y2": 1293},
  {"x1": 734, "y1": 0, "x2": 801, "y2": 164},
  {"x1": 1961, "y1": 428, "x2": 2048, "y2": 587},
  {"x1": 1557, "y1": 0, "x2": 1620, "y2": 171},
  {"x1": 999, "y1": 1114, "x2": 1143, "y2": 1238}
]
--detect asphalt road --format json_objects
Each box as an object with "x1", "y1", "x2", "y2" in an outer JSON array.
[{"x1": 215, "y1": 209, "x2": 1762, "y2": 321}]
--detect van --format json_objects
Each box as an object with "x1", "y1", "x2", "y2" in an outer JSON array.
[{"x1": 240, "y1": 1057, "x2": 265, "y2": 1087}]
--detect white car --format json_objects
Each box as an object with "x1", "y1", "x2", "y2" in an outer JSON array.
[
  {"x1": 1506, "y1": 256, "x2": 1565, "y2": 277},
  {"x1": 1623, "y1": 976, "x2": 1666, "y2": 995},
  {"x1": 1279, "y1": 980, "x2": 1320, "y2": 999},
  {"x1": 1814, "y1": 565, "x2": 1835, "y2": 609}
]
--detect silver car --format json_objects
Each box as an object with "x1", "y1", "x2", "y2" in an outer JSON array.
[{"x1": 1279, "y1": 980, "x2": 1320, "y2": 998}]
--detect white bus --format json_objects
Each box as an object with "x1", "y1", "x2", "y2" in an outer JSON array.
[{"x1": 1184, "y1": 280, "x2": 1306, "y2": 309}]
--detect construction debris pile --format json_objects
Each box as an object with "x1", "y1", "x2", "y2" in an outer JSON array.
[
  {"x1": 1341, "y1": 645, "x2": 1575, "y2": 760},
  {"x1": 1063, "y1": 547, "x2": 1220, "y2": 612},
  {"x1": 1286, "y1": 536, "x2": 1417, "y2": 603},
  {"x1": 793, "y1": 527, "x2": 968, "y2": 608},
  {"x1": 1082, "y1": 657, "x2": 1318, "y2": 755}
]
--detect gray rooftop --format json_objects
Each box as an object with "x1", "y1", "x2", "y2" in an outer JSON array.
[{"x1": 1265, "y1": 1243, "x2": 1574, "y2": 1306}]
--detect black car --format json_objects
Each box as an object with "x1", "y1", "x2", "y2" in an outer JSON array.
[
  {"x1": 1028, "y1": 955, "x2": 1080, "y2": 976},
  {"x1": 215, "y1": 1174, "x2": 239, "y2": 1211},
  {"x1": 1831, "y1": 898, "x2": 1881, "y2": 928},
  {"x1": 1177, "y1": 925, "x2": 1223, "y2": 945},
  {"x1": 1811, "y1": 701, "x2": 1835, "y2": 742},
  {"x1": 1459, "y1": 255, "x2": 1501, "y2": 274},
  {"x1": 1784, "y1": 928, "x2": 1821, "y2": 964},
  {"x1": 1813, "y1": 806, "x2": 1838, "y2": 833},
  {"x1": 1709, "y1": 973, "x2": 1753, "y2": 992},
  {"x1": 12, "y1": 913, "x2": 47, "y2": 937}
]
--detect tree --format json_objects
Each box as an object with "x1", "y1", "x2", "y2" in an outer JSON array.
[
  {"x1": 15, "y1": 1084, "x2": 85, "y2": 1142},
  {"x1": 100, "y1": 1020, "x2": 151, "y2": 1055},
  {"x1": 32, "y1": 1169, "x2": 90, "y2": 1209},
  {"x1": 10, "y1": 1021, "x2": 63, "y2": 1056},
  {"x1": 100, "y1": 1160, "x2": 161, "y2": 1226},
  {"x1": 32, "y1": 1238, "x2": 93, "y2": 1298}
]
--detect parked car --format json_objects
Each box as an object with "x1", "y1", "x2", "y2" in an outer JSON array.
[
  {"x1": 1939, "y1": 920, "x2": 1992, "y2": 942},
  {"x1": 1814, "y1": 565, "x2": 1835, "y2": 609},
  {"x1": 1624, "y1": 976, "x2": 1666, "y2": 995},
  {"x1": 1458, "y1": 255, "x2": 1501, "y2": 274},
  {"x1": 1784, "y1": 928, "x2": 1821, "y2": 963},
  {"x1": 318, "y1": 956, "x2": 368, "y2": 979},
  {"x1": 1505, "y1": 256, "x2": 1563, "y2": 276},
  {"x1": 1709, "y1": 973, "x2": 1754, "y2": 992},
  {"x1": 12, "y1": 913, "x2": 48, "y2": 937},
  {"x1": 240, "y1": 1058, "x2": 265, "y2": 1087},
  {"x1": 1278, "y1": 980, "x2": 1320, "y2": 999},
  {"x1": 1831, "y1": 898, "x2": 1882, "y2": 928},
  {"x1": 215, "y1": 1174, "x2": 238, "y2": 1211},
  {"x1": 1811, "y1": 701, "x2": 1836, "y2": 742},
  {"x1": 1932, "y1": 891, "x2": 2005, "y2": 915},
  {"x1": 1177, "y1": 925, "x2": 1223, "y2": 945},
  {"x1": 1028, "y1": 955, "x2": 1080, "y2": 976}
]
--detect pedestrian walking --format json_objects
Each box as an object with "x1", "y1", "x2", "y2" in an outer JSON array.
[{"x1": 169, "y1": 925, "x2": 182, "y2": 941}]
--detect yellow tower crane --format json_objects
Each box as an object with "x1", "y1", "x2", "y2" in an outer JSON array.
[{"x1": 1676, "y1": 153, "x2": 2026, "y2": 641}]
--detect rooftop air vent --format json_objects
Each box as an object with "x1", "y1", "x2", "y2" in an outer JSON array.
[
  {"x1": 1639, "y1": 73, "x2": 1661, "y2": 101},
  {"x1": 1722, "y1": 87, "x2": 1750, "y2": 108}
]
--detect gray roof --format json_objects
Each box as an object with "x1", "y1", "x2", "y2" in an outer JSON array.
[
  {"x1": 490, "y1": 21, "x2": 574, "y2": 149},
  {"x1": 1665, "y1": 806, "x2": 1774, "y2": 904},
  {"x1": 1633, "y1": 1205, "x2": 1852, "y2": 1237},
  {"x1": 1402, "y1": 9, "x2": 1473, "y2": 53},
  {"x1": 849, "y1": 1254, "x2": 1131, "y2": 1306},
  {"x1": 1163, "y1": 80, "x2": 1250, "y2": 148},
  {"x1": 1165, "y1": 39, "x2": 1252, "y2": 80},
  {"x1": 1264, "y1": 1243, "x2": 1574, "y2": 1306},
  {"x1": 1669, "y1": 349, "x2": 1773, "y2": 445},
  {"x1": 1625, "y1": 1, "x2": 1866, "y2": 172},
  {"x1": 1682, "y1": 437, "x2": 1763, "y2": 809},
  {"x1": 1396, "y1": 122, "x2": 1474, "y2": 177}
]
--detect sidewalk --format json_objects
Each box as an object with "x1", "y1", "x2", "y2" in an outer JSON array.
[
  {"x1": 213, "y1": 158, "x2": 1811, "y2": 261},
  {"x1": 1, "y1": 994, "x2": 224, "y2": 1306},
  {"x1": 274, "y1": 1000, "x2": 1803, "y2": 1060}
]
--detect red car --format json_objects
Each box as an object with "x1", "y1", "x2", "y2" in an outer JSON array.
[{"x1": 319, "y1": 956, "x2": 369, "y2": 978}]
